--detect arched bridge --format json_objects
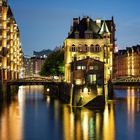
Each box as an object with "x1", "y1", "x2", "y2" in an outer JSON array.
[{"x1": 7, "y1": 76, "x2": 61, "y2": 86}]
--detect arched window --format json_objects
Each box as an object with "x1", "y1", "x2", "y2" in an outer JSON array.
[
  {"x1": 71, "y1": 44, "x2": 76, "y2": 52},
  {"x1": 90, "y1": 44, "x2": 95, "y2": 52},
  {"x1": 95, "y1": 44, "x2": 101, "y2": 52},
  {"x1": 78, "y1": 44, "x2": 83, "y2": 52},
  {"x1": 82, "y1": 44, "x2": 88, "y2": 52}
]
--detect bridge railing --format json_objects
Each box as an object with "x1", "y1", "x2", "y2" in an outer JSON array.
[{"x1": 112, "y1": 76, "x2": 140, "y2": 83}]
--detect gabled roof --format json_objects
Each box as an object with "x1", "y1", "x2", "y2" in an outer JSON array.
[{"x1": 67, "y1": 16, "x2": 114, "y2": 39}]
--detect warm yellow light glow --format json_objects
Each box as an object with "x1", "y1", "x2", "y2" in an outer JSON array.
[
  {"x1": 132, "y1": 51, "x2": 134, "y2": 75},
  {"x1": 127, "y1": 87, "x2": 135, "y2": 130},
  {"x1": 103, "y1": 103, "x2": 115, "y2": 140},
  {"x1": 83, "y1": 87, "x2": 88, "y2": 93},
  {"x1": 75, "y1": 79, "x2": 82, "y2": 85},
  {"x1": 97, "y1": 86, "x2": 103, "y2": 95},
  {"x1": 64, "y1": 37, "x2": 112, "y2": 83},
  {"x1": 82, "y1": 112, "x2": 89, "y2": 140},
  {"x1": 46, "y1": 88, "x2": 50, "y2": 92}
]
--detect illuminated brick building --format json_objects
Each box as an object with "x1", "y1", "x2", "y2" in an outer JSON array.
[
  {"x1": 113, "y1": 45, "x2": 140, "y2": 78},
  {"x1": 0, "y1": 0, "x2": 23, "y2": 84},
  {"x1": 64, "y1": 16, "x2": 115, "y2": 96}
]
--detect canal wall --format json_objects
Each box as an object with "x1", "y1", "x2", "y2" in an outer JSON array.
[
  {"x1": 44, "y1": 82, "x2": 71, "y2": 103},
  {"x1": 107, "y1": 80, "x2": 114, "y2": 99},
  {"x1": 44, "y1": 83, "x2": 105, "y2": 109}
]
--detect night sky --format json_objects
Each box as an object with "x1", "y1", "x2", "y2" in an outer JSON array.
[{"x1": 9, "y1": 0, "x2": 140, "y2": 56}]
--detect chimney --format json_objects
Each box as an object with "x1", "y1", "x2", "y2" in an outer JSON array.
[
  {"x1": 73, "y1": 17, "x2": 80, "y2": 27},
  {"x1": 96, "y1": 18, "x2": 101, "y2": 27}
]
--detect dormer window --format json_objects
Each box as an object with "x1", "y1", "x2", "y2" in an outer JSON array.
[
  {"x1": 74, "y1": 31, "x2": 79, "y2": 39},
  {"x1": 84, "y1": 30, "x2": 93, "y2": 39}
]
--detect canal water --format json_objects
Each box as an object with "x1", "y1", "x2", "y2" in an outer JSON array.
[{"x1": 0, "y1": 85, "x2": 140, "y2": 140}]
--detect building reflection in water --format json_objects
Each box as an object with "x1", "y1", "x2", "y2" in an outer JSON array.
[
  {"x1": 126, "y1": 86, "x2": 139, "y2": 139},
  {"x1": 0, "y1": 85, "x2": 44, "y2": 140},
  {"x1": 0, "y1": 87, "x2": 24, "y2": 140},
  {"x1": 63, "y1": 102, "x2": 115, "y2": 140},
  {"x1": 127, "y1": 87, "x2": 135, "y2": 131},
  {"x1": 0, "y1": 85, "x2": 140, "y2": 140}
]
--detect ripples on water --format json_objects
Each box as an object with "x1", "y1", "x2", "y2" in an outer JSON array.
[{"x1": 0, "y1": 85, "x2": 140, "y2": 140}]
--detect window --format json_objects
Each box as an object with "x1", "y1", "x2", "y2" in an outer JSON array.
[
  {"x1": 82, "y1": 66, "x2": 86, "y2": 70},
  {"x1": 95, "y1": 45, "x2": 101, "y2": 52},
  {"x1": 85, "y1": 31, "x2": 93, "y2": 39},
  {"x1": 78, "y1": 44, "x2": 82, "y2": 52},
  {"x1": 94, "y1": 66, "x2": 99, "y2": 70},
  {"x1": 75, "y1": 31, "x2": 79, "y2": 39},
  {"x1": 71, "y1": 44, "x2": 76, "y2": 52},
  {"x1": 90, "y1": 45, "x2": 95, "y2": 52},
  {"x1": 77, "y1": 66, "x2": 81, "y2": 70},
  {"x1": 89, "y1": 66, "x2": 93, "y2": 70},
  {"x1": 88, "y1": 74, "x2": 96, "y2": 84}
]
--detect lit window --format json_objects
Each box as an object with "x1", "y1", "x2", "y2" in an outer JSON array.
[
  {"x1": 82, "y1": 66, "x2": 86, "y2": 70},
  {"x1": 89, "y1": 66, "x2": 93, "y2": 70},
  {"x1": 89, "y1": 74, "x2": 96, "y2": 84},
  {"x1": 77, "y1": 66, "x2": 81, "y2": 70}
]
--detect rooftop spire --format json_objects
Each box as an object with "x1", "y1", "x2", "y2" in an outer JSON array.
[{"x1": 99, "y1": 21, "x2": 110, "y2": 35}]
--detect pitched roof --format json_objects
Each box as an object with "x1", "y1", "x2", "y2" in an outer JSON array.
[{"x1": 67, "y1": 16, "x2": 114, "y2": 39}]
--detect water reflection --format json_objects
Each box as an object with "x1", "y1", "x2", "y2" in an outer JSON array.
[
  {"x1": 0, "y1": 93, "x2": 22, "y2": 140},
  {"x1": 62, "y1": 103, "x2": 115, "y2": 140},
  {"x1": 127, "y1": 87, "x2": 135, "y2": 131},
  {"x1": 0, "y1": 86, "x2": 140, "y2": 140}
]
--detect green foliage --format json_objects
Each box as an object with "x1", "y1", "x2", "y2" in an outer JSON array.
[{"x1": 40, "y1": 49, "x2": 64, "y2": 77}]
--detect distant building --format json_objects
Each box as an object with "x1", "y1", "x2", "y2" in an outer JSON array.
[
  {"x1": 113, "y1": 45, "x2": 140, "y2": 78},
  {"x1": 24, "y1": 49, "x2": 53, "y2": 77},
  {"x1": 64, "y1": 16, "x2": 116, "y2": 86},
  {"x1": 0, "y1": 0, "x2": 23, "y2": 83},
  {"x1": 23, "y1": 57, "x2": 33, "y2": 77},
  {"x1": 23, "y1": 56, "x2": 45, "y2": 77},
  {"x1": 31, "y1": 57, "x2": 45, "y2": 76},
  {"x1": 33, "y1": 49, "x2": 52, "y2": 58}
]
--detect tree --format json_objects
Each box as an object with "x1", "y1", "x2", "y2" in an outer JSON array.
[{"x1": 40, "y1": 49, "x2": 64, "y2": 77}]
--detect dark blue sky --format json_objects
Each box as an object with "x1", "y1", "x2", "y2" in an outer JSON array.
[{"x1": 9, "y1": 0, "x2": 140, "y2": 56}]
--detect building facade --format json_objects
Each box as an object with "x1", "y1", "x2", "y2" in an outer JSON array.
[
  {"x1": 0, "y1": 0, "x2": 23, "y2": 84},
  {"x1": 23, "y1": 56, "x2": 45, "y2": 77},
  {"x1": 70, "y1": 58, "x2": 105, "y2": 106},
  {"x1": 23, "y1": 56, "x2": 33, "y2": 77},
  {"x1": 64, "y1": 16, "x2": 116, "y2": 87},
  {"x1": 113, "y1": 45, "x2": 140, "y2": 78},
  {"x1": 31, "y1": 57, "x2": 45, "y2": 76}
]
